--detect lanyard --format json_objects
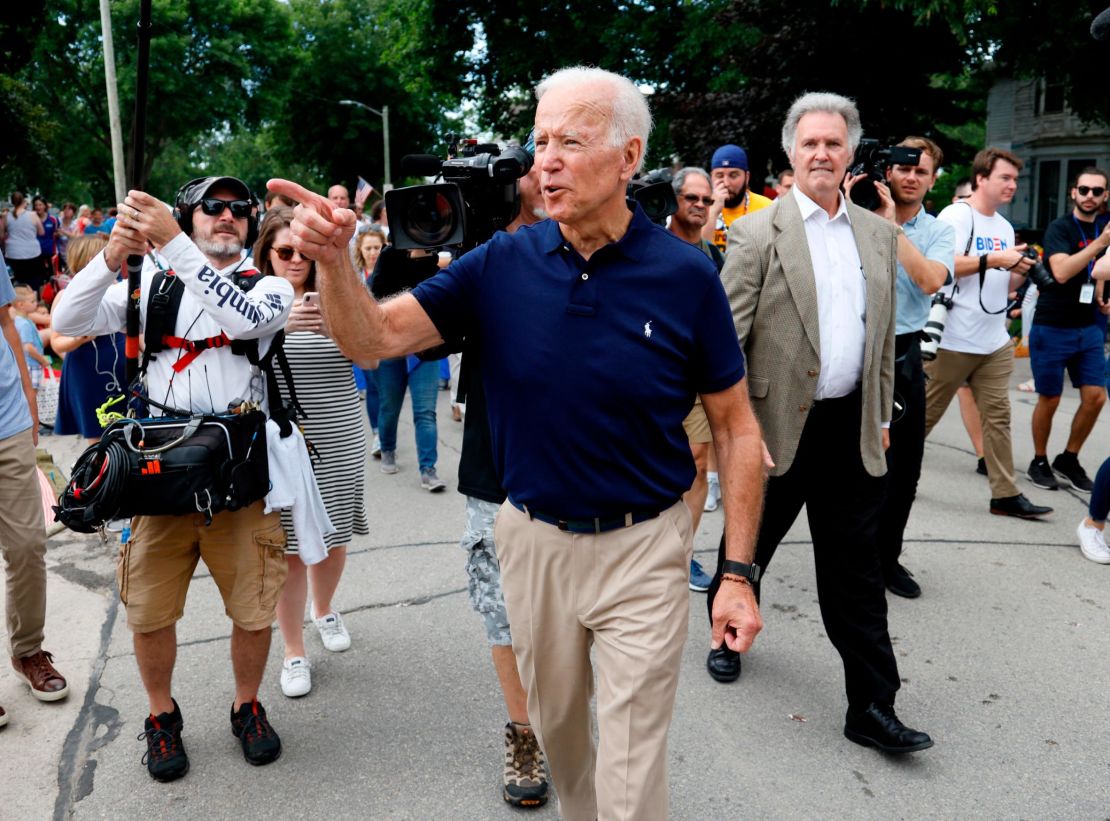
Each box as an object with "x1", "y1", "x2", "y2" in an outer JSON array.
[{"x1": 1072, "y1": 215, "x2": 1109, "y2": 280}]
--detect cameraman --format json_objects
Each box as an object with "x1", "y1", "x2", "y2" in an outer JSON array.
[
  {"x1": 1025, "y1": 168, "x2": 1110, "y2": 493},
  {"x1": 925, "y1": 148, "x2": 1053, "y2": 519},
  {"x1": 52, "y1": 176, "x2": 294, "y2": 782},
  {"x1": 846, "y1": 137, "x2": 954, "y2": 597}
]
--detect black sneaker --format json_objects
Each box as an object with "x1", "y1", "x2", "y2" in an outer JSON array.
[
  {"x1": 990, "y1": 494, "x2": 1053, "y2": 519},
  {"x1": 976, "y1": 457, "x2": 988, "y2": 477},
  {"x1": 1026, "y1": 457, "x2": 1058, "y2": 490},
  {"x1": 138, "y1": 699, "x2": 189, "y2": 782},
  {"x1": 1052, "y1": 453, "x2": 1094, "y2": 493},
  {"x1": 230, "y1": 700, "x2": 282, "y2": 765}
]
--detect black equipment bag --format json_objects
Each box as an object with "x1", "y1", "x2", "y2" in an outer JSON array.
[
  {"x1": 54, "y1": 410, "x2": 268, "y2": 533},
  {"x1": 108, "y1": 410, "x2": 268, "y2": 520}
]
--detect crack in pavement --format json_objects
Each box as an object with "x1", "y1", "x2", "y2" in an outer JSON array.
[{"x1": 53, "y1": 588, "x2": 122, "y2": 821}]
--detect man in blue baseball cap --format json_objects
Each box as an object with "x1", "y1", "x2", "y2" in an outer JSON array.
[{"x1": 703, "y1": 143, "x2": 773, "y2": 254}]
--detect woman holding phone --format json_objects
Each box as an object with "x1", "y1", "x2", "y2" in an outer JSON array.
[{"x1": 255, "y1": 206, "x2": 369, "y2": 698}]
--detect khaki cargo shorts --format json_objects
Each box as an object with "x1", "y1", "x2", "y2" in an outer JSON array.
[
  {"x1": 117, "y1": 501, "x2": 288, "y2": 633},
  {"x1": 682, "y1": 397, "x2": 713, "y2": 444}
]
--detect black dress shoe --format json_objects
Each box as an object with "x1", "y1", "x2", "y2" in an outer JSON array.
[
  {"x1": 706, "y1": 645, "x2": 740, "y2": 683},
  {"x1": 990, "y1": 494, "x2": 1053, "y2": 519},
  {"x1": 844, "y1": 703, "x2": 933, "y2": 754},
  {"x1": 884, "y1": 563, "x2": 921, "y2": 599}
]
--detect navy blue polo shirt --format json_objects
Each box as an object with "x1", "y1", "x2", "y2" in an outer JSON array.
[{"x1": 412, "y1": 203, "x2": 746, "y2": 518}]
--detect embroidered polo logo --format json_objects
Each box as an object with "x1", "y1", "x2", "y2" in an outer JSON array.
[{"x1": 644, "y1": 321, "x2": 653, "y2": 338}]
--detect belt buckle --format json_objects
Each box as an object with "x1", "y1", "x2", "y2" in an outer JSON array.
[{"x1": 557, "y1": 519, "x2": 570, "y2": 531}]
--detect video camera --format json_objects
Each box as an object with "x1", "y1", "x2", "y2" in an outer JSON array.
[
  {"x1": 386, "y1": 135, "x2": 533, "y2": 252},
  {"x1": 847, "y1": 139, "x2": 922, "y2": 211},
  {"x1": 627, "y1": 168, "x2": 678, "y2": 225}
]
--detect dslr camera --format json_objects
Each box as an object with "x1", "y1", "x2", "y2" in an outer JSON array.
[
  {"x1": 386, "y1": 135, "x2": 533, "y2": 252},
  {"x1": 627, "y1": 168, "x2": 678, "y2": 225},
  {"x1": 1020, "y1": 247, "x2": 1056, "y2": 290},
  {"x1": 848, "y1": 139, "x2": 922, "y2": 211}
]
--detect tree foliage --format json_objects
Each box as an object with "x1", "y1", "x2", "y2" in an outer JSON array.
[{"x1": 3, "y1": 0, "x2": 1106, "y2": 206}]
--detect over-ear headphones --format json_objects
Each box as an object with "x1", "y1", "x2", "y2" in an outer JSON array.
[{"x1": 173, "y1": 176, "x2": 260, "y2": 248}]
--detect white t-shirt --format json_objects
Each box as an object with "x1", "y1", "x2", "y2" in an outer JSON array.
[{"x1": 936, "y1": 202, "x2": 1015, "y2": 355}]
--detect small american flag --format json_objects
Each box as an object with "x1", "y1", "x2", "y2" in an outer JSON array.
[{"x1": 355, "y1": 176, "x2": 374, "y2": 208}]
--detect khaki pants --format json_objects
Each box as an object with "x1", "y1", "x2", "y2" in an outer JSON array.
[
  {"x1": 0, "y1": 428, "x2": 48, "y2": 658},
  {"x1": 494, "y1": 500, "x2": 692, "y2": 821},
  {"x1": 924, "y1": 342, "x2": 1018, "y2": 499}
]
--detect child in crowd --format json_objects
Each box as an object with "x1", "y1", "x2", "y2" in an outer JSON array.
[{"x1": 11, "y1": 284, "x2": 51, "y2": 388}]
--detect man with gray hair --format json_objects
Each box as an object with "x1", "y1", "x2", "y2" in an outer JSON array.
[
  {"x1": 669, "y1": 167, "x2": 724, "y2": 270},
  {"x1": 705, "y1": 91, "x2": 934, "y2": 754},
  {"x1": 271, "y1": 65, "x2": 766, "y2": 820}
]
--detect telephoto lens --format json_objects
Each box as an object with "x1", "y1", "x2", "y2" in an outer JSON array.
[{"x1": 920, "y1": 292, "x2": 953, "y2": 361}]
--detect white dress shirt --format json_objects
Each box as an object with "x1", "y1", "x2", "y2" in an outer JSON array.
[{"x1": 793, "y1": 186, "x2": 866, "y2": 400}]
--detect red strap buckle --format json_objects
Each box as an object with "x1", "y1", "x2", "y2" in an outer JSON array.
[{"x1": 163, "y1": 332, "x2": 232, "y2": 372}]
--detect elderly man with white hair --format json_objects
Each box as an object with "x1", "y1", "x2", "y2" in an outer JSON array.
[
  {"x1": 270, "y1": 65, "x2": 766, "y2": 820},
  {"x1": 705, "y1": 91, "x2": 934, "y2": 754}
]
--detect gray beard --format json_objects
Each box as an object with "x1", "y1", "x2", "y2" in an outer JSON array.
[{"x1": 195, "y1": 234, "x2": 243, "y2": 260}]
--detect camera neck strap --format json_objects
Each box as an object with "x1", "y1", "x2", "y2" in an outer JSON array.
[{"x1": 959, "y1": 201, "x2": 1008, "y2": 315}]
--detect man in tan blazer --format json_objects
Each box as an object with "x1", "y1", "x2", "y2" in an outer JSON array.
[{"x1": 703, "y1": 92, "x2": 933, "y2": 754}]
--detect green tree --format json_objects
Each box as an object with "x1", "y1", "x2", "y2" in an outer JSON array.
[
  {"x1": 271, "y1": 0, "x2": 466, "y2": 195},
  {"x1": 3, "y1": 0, "x2": 295, "y2": 204}
]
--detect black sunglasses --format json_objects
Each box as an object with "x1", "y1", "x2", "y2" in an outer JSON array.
[
  {"x1": 1076, "y1": 186, "x2": 1106, "y2": 197},
  {"x1": 199, "y1": 198, "x2": 253, "y2": 218},
  {"x1": 682, "y1": 194, "x2": 716, "y2": 206},
  {"x1": 271, "y1": 246, "x2": 303, "y2": 262}
]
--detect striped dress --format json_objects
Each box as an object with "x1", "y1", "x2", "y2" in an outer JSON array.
[{"x1": 274, "y1": 331, "x2": 369, "y2": 551}]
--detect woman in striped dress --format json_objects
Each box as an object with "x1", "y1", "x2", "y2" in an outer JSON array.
[{"x1": 257, "y1": 207, "x2": 370, "y2": 698}]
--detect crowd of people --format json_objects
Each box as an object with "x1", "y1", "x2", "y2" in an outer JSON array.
[{"x1": 1, "y1": 63, "x2": 1109, "y2": 819}]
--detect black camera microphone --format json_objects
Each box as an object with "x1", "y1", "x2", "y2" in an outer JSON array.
[
  {"x1": 401, "y1": 154, "x2": 445, "y2": 177},
  {"x1": 1093, "y1": 6, "x2": 1110, "y2": 40}
]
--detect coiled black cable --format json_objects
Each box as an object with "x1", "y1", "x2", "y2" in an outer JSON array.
[{"x1": 54, "y1": 438, "x2": 130, "y2": 533}]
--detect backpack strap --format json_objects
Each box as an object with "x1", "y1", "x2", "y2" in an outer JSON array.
[
  {"x1": 141, "y1": 269, "x2": 185, "y2": 373},
  {"x1": 228, "y1": 268, "x2": 305, "y2": 434}
]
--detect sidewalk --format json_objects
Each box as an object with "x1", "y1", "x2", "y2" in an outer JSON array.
[{"x1": 5, "y1": 362, "x2": 1110, "y2": 819}]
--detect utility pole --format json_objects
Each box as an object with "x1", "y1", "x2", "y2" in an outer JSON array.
[
  {"x1": 99, "y1": 0, "x2": 127, "y2": 202},
  {"x1": 339, "y1": 99, "x2": 392, "y2": 191}
]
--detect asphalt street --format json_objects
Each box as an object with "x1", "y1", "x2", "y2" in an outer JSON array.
[{"x1": 3, "y1": 355, "x2": 1109, "y2": 820}]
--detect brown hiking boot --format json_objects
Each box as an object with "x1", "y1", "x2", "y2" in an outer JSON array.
[
  {"x1": 503, "y1": 722, "x2": 548, "y2": 808},
  {"x1": 12, "y1": 650, "x2": 69, "y2": 701}
]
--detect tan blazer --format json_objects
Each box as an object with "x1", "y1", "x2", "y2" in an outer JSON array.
[{"x1": 720, "y1": 191, "x2": 897, "y2": 478}]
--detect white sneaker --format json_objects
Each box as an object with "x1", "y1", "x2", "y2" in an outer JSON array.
[
  {"x1": 371, "y1": 433, "x2": 381, "y2": 459},
  {"x1": 280, "y1": 656, "x2": 312, "y2": 697},
  {"x1": 314, "y1": 611, "x2": 351, "y2": 652},
  {"x1": 704, "y1": 478, "x2": 721, "y2": 512},
  {"x1": 1076, "y1": 519, "x2": 1110, "y2": 564}
]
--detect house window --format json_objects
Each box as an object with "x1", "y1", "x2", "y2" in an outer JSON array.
[
  {"x1": 1035, "y1": 79, "x2": 1066, "y2": 115},
  {"x1": 1067, "y1": 158, "x2": 1097, "y2": 190},
  {"x1": 1036, "y1": 160, "x2": 1060, "y2": 229}
]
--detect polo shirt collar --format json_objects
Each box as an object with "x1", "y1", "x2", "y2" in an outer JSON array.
[
  {"x1": 793, "y1": 184, "x2": 851, "y2": 225},
  {"x1": 904, "y1": 205, "x2": 927, "y2": 228},
  {"x1": 541, "y1": 201, "x2": 652, "y2": 261}
]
